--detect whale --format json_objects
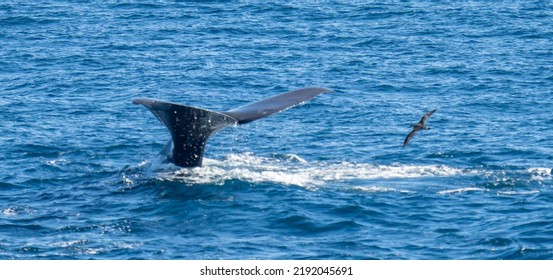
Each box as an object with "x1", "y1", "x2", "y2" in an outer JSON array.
[{"x1": 133, "y1": 87, "x2": 332, "y2": 167}]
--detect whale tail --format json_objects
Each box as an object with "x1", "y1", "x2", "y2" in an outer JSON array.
[
  {"x1": 132, "y1": 99, "x2": 238, "y2": 167},
  {"x1": 133, "y1": 87, "x2": 331, "y2": 167}
]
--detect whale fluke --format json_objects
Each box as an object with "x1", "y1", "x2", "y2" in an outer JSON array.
[
  {"x1": 403, "y1": 109, "x2": 436, "y2": 148},
  {"x1": 134, "y1": 87, "x2": 331, "y2": 167},
  {"x1": 224, "y1": 87, "x2": 333, "y2": 124},
  {"x1": 132, "y1": 99, "x2": 238, "y2": 167}
]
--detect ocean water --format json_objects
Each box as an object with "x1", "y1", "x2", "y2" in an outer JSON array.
[{"x1": 1, "y1": 1, "x2": 553, "y2": 260}]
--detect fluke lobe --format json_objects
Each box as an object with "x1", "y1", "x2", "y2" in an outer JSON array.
[{"x1": 133, "y1": 87, "x2": 332, "y2": 167}]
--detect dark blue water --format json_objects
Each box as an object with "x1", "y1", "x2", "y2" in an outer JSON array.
[{"x1": 1, "y1": 1, "x2": 553, "y2": 259}]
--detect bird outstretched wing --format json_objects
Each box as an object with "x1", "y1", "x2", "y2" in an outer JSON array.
[
  {"x1": 419, "y1": 109, "x2": 437, "y2": 124},
  {"x1": 403, "y1": 128, "x2": 419, "y2": 148}
]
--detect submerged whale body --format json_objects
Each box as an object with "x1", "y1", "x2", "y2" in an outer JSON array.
[{"x1": 133, "y1": 87, "x2": 332, "y2": 167}]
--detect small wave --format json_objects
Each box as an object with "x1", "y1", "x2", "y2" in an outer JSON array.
[
  {"x1": 497, "y1": 190, "x2": 540, "y2": 196},
  {"x1": 48, "y1": 239, "x2": 144, "y2": 257},
  {"x1": 438, "y1": 187, "x2": 488, "y2": 195},
  {"x1": 0, "y1": 16, "x2": 58, "y2": 26},
  {"x1": 350, "y1": 186, "x2": 414, "y2": 194},
  {"x1": 468, "y1": 167, "x2": 552, "y2": 191}
]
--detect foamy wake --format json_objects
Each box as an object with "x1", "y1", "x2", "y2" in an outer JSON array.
[
  {"x1": 151, "y1": 153, "x2": 471, "y2": 188},
  {"x1": 121, "y1": 153, "x2": 552, "y2": 195}
]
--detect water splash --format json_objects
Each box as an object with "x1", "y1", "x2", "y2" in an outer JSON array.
[
  {"x1": 121, "y1": 153, "x2": 552, "y2": 197},
  {"x1": 137, "y1": 153, "x2": 472, "y2": 188}
]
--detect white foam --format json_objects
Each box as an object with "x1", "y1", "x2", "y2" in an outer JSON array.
[
  {"x1": 313, "y1": 162, "x2": 465, "y2": 181},
  {"x1": 2, "y1": 208, "x2": 17, "y2": 216},
  {"x1": 158, "y1": 153, "x2": 470, "y2": 188},
  {"x1": 121, "y1": 175, "x2": 134, "y2": 185},
  {"x1": 526, "y1": 167, "x2": 551, "y2": 181},
  {"x1": 51, "y1": 240, "x2": 87, "y2": 248},
  {"x1": 1, "y1": 206, "x2": 35, "y2": 217},
  {"x1": 45, "y1": 158, "x2": 68, "y2": 166}
]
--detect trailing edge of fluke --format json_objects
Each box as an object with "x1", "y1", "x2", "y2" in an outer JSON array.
[{"x1": 133, "y1": 87, "x2": 332, "y2": 167}]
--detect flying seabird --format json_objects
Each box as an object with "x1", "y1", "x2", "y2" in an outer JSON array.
[{"x1": 403, "y1": 109, "x2": 436, "y2": 148}]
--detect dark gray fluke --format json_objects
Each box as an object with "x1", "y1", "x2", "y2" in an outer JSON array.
[
  {"x1": 403, "y1": 109, "x2": 436, "y2": 148},
  {"x1": 133, "y1": 87, "x2": 331, "y2": 167},
  {"x1": 224, "y1": 87, "x2": 331, "y2": 124}
]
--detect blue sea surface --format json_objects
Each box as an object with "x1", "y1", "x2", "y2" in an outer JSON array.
[{"x1": 1, "y1": 1, "x2": 553, "y2": 259}]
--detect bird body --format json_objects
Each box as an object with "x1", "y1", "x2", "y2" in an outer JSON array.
[{"x1": 403, "y1": 109, "x2": 436, "y2": 148}]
